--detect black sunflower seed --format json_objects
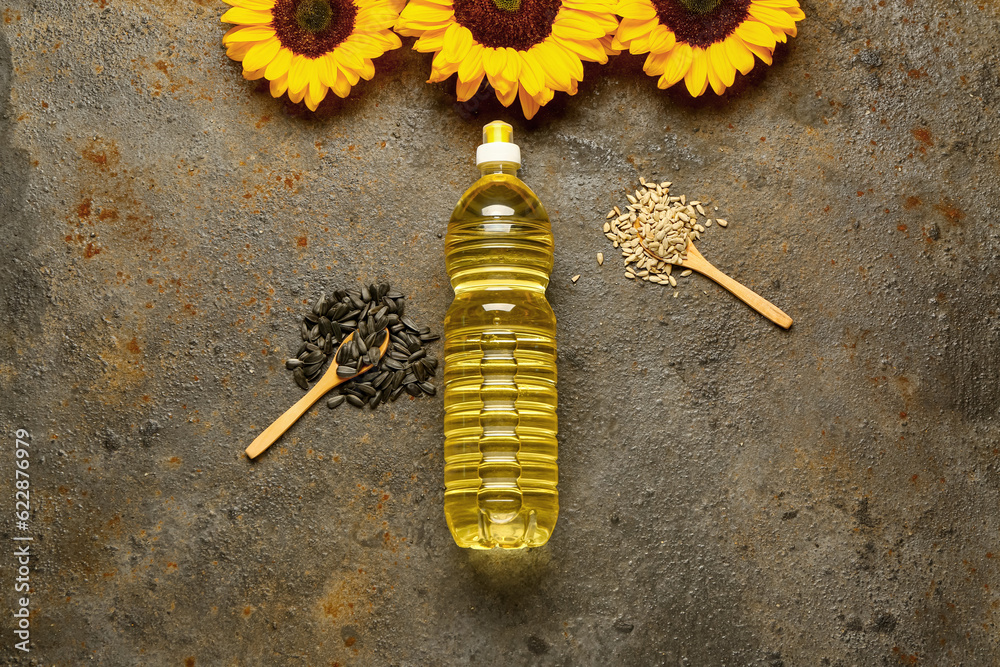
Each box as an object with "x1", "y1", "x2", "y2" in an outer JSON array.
[
  {"x1": 401, "y1": 316, "x2": 419, "y2": 332},
  {"x1": 302, "y1": 350, "x2": 324, "y2": 364},
  {"x1": 378, "y1": 283, "x2": 390, "y2": 298},
  {"x1": 361, "y1": 285, "x2": 371, "y2": 302},
  {"x1": 337, "y1": 365, "x2": 357, "y2": 378},
  {"x1": 293, "y1": 368, "x2": 309, "y2": 390},
  {"x1": 419, "y1": 382, "x2": 436, "y2": 396},
  {"x1": 392, "y1": 370, "x2": 405, "y2": 391},
  {"x1": 402, "y1": 373, "x2": 417, "y2": 385},
  {"x1": 345, "y1": 394, "x2": 365, "y2": 408},
  {"x1": 296, "y1": 342, "x2": 308, "y2": 357},
  {"x1": 386, "y1": 291, "x2": 404, "y2": 299},
  {"x1": 285, "y1": 358, "x2": 303, "y2": 370},
  {"x1": 384, "y1": 358, "x2": 404, "y2": 371},
  {"x1": 327, "y1": 395, "x2": 345, "y2": 409},
  {"x1": 312, "y1": 293, "x2": 326, "y2": 316},
  {"x1": 405, "y1": 383, "x2": 421, "y2": 397},
  {"x1": 407, "y1": 349, "x2": 426, "y2": 362},
  {"x1": 370, "y1": 390, "x2": 383, "y2": 410},
  {"x1": 389, "y1": 385, "x2": 405, "y2": 401},
  {"x1": 355, "y1": 383, "x2": 376, "y2": 397},
  {"x1": 420, "y1": 333, "x2": 440, "y2": 342},
  {"x1": 356, "y1": 336, "x2": 368, "y2": 355},
  {"x1": 368, "y1": 348, "x2": 380, "y2": 366}
]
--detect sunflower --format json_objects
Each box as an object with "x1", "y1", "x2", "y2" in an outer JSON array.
[
  {"x1": 221, "y1": 0, "x2": 404, "y2": 110},
  {"x1": 395, "y1": 0, "x2": 620, "y2": 119},
  {"x1": 614, "y1": 0, "x2": 803, "y2": 96}
]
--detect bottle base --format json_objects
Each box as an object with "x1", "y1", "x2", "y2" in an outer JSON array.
[{"x1": 447, "y1": 504, "x2": 555, "y2": 549}]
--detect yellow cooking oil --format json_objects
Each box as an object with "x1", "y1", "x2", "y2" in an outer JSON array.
[{"x1": 443, "y1": 121, "x2": 558, "y2": 549}]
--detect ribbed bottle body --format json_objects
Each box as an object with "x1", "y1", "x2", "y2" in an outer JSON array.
[{"x1": 443, "y1": 172, "x2": 558, "y2": 549}]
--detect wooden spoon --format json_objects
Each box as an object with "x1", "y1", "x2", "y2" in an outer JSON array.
[
  {"x1": 245, "y1": 330, "x2": 392, "y2": 459},
  {"x1": 640, "y1": 238, "x2": 793, "y2": 329}
]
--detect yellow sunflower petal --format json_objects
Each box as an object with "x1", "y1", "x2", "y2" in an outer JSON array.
[
  {"x1": 533, "y1": 42, "x2": 574, "y2": 91},
  {"x1": 643, "y1": 50, "x2": 670, "y2": 76},
  {"x1": 555, "y1": 35, "x2": 609, "y2": 63},
  {"x1": 615, "y1": 0, "x2": 656, "y2": 19},
  {"x1": 331, "y1": 69, "x2": 353, "y2": 98},
  {"x1": 413, "y1": 27, "x2": 449, "y2": 52},
  {"x1": 227, "y1": 42, "x2": 255, "y2": 61},
  {"x1": 735, "y1": 20, "x2": 777, "y2": 48},
  {"x1": 496, "y1": 80, "x2": 519, "y2": 106},
  {"x1": 243, "y1": 66, "x2": 267, "y2": 81},
  {"x1": 222, "y1": 0, "x2": 275, "y2": 9},
  {"x1": 269, "y1": 73, "x2": 288, "y2": 97},
  {"x1": 243, "y1": 37, "x2": 281, "y2": 72},
  {"x1": 306, "y1": 77, "x2": 327, "y2": 110},
  {"x1": 659, "y1": 43, "x2": 692, "y2": 89},
  {"x1": 315, "y1": 53, "x2": 337, "y2": 88},
  {"x1": 220, "y1": 7, "x2": 273, "y2": 24},
  {"x1": 430, "y1": 49, "x2": 460, "y2": 81},
  {"x1": 456, "y1": 73, "x2": 485, "y2": 102},
  {"x1": 287, "y1": 55, "x2": 314, "y2": 95},
  {"x1": 444, "y1": 23, "x2": 473, "y2": 64},
  {"x1": 502, "y1": 47, "x2": 522, "y2": 83},
  {"x1": 618, "y1": 18, "x2": 658, "y2": 43},
  {"x1": 288, "y1": 85, "x2": 306, "y2": 104},
  {"x1": 551, "y1": 14, "x2": 606, "y2": 40},
  {"x1": 357, "y1": 58, "x2": 376, "y2": 81},
  {"x1": 706, "y1": 57, "x2": 726, "y2": 95},
  {"x1": 483, "y1": 48, "x2": 507, "y2": 83},
  {"x1": 708, "y1": 41, "x2": 735, "y2": 88},
  {"x1": 685, "y1": 47, "x2": 709, "y2": 96},
  {"x1": 223, "y1": 25, "x2": 276, "y2": 44},
  {"x1": 725, "y1": 35, "x2": 755, "y2": 75},
  {"x1": 342, "y1": 64, "x2": 361, "y2": 86},
  {"x1": 518, "y1": 85, "x2": 541, "y2": 120},
  {"x1": 536, "y1": 88, "x2": 554, "y2": 106},
  {"x1": 518, "y1": 50, "x2": 546, "y2": 97},
  {"x1": 744, "y1": 40, "x2": 773, "y2": 65},
  {"x1": 336, "y1": 43, "x2": 365, "y2": 71},
  {"x1": 265, "y1": 46, "x2": 293, "y2": 79},
  {"x1": 646, "y1": 24, "x2": 676, "y2": 54},
  {"x1": 748, "y1": 4, "x2": 796, "y2": 30},
  {"x1": 458, "y1": 43, "x2": 486, "y2": 81}
]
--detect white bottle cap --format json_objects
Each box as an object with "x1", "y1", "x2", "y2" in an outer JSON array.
[{"x1": 475, "y1": 120, "x2": 521, "y2": 167}]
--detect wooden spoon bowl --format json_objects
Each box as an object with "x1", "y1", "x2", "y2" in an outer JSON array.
[
  {"x1": 245, "y1": 330, "x2": 392, "y2": 459},
  {"x1": 638, "y1": 237, "x2": 793, "y2": 329}
]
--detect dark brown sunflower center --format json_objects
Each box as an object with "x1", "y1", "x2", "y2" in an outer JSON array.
[
  {"x1": 651, "y1": 0, "x2": 751, "y2": 48},
  {"x1": 453, "y1": 0, "x2": 562, "y2": 50},
  {"x1": 296, "y1": 0, "x2": 333, "y2": 32},
  {"x1": 678, "y1": 0, "x2": 723, "y2": 13},
  {"x1": 271, "y1": 0, "x2": 358, "y2": 58}
]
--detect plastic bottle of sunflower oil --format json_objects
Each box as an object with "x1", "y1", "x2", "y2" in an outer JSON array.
[{"x1": 443, "y1": 121, "x2": 558, "y2": 550}]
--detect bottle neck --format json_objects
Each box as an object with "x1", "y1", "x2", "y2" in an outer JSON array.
[{"x1": 478, "y1": 161, "x2": 519, "y2": 176}]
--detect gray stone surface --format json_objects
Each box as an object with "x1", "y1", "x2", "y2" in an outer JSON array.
[{"x1": 1, "y1": 0, "x2": 999, "y2": 664}]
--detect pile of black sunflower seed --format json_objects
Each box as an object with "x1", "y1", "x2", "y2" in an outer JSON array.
[{"x1": 284, "y1": 282, "x2": 439, "y2": 410}]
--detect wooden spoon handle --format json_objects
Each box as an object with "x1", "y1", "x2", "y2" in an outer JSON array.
[
  {"x1": 245, "y1": 375, "x2": 340, "y2": 459},
  {"x1": 684, "y1": 246, "x2": 793, "y2": 329}
]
